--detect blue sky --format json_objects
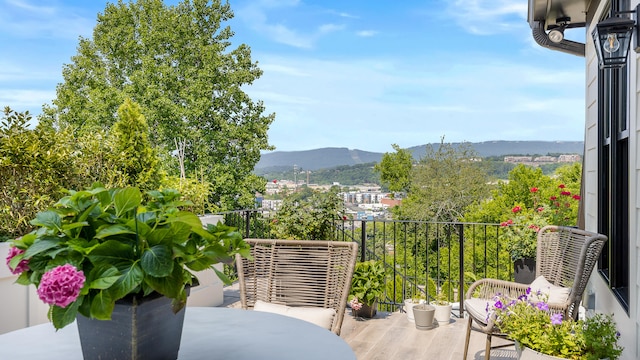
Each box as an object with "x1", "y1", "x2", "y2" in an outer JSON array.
[{"x1": 0, "y1": 0, "x2": 586, "y2": 153}]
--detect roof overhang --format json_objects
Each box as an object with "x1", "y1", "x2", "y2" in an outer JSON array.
[
  {"x1": 528, "y1": 0, "x2": 589, "y2": 30},
  {"x1": 527, "y1": 0, "x2": 591, "y2": 57}
]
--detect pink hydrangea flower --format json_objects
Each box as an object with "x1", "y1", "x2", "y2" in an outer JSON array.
[
  {"x1": 6, "y1": 246, "x2": 29, "y2": 275},
  {"x1": 37, "y1": 264, "x2": 85, "y2": 308},
  {"x1": 350, "y1": 297, "x2": 363, "y2": 311}
]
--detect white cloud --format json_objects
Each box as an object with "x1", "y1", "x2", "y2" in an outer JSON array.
[
  {"x1": 448, "y1": 0, "x2": 528, "y2": 35},
  {"x1": 0, "y1": 0, "x2": 94, "y2": 39},
  {"x1": 0, "y1": 89, "x2": 54, "y2": 110},
  {"x1": 356, "y1": 30, "x2": 378, "y2": 37},
  {"x1": 247, "y1": 51, "x2": 585, "y2": 151},
  {"x1": 236, "y1": 1, "x2": 346, "y2": 49}
]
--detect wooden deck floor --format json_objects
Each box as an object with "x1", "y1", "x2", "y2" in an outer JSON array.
[{"x1": 222, "y1": 285, "x2": 518, "y2": 360}]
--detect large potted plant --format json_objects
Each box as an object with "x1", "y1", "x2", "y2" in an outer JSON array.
[
  {"x1": 500, "y1": 185, "x2": 580, "y2": 284},
  {"x1": 491, "y1": 290, "x2": 623, "y2": 359},
  {"x1": 5, "y1": 185, "x2": 250, "y2": 359},
  {"x1": 348, "y1": 260, "x2": 386, "y2": 318}
]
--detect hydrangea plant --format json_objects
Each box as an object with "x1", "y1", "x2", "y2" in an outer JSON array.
[{"x1": 6, "y1": 184, "x2": 250, "y2": 329}]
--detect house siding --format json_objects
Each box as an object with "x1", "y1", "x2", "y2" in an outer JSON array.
[{"x1": 584, "y1": 1, "x2": 639, "y2": 358}]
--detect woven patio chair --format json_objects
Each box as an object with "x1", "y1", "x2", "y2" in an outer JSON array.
[
  {"x1": 236, "y1": 239, "x2": 358, "y2": 335},
  {"x1": 462, "y1": 225, "x2": 607, "y2": 360}
]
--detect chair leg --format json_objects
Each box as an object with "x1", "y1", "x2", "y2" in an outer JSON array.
[
  {"x1": 485, "y1": 333, "x2": 492, "y2": 360},
  {"x1": 463, "y1": 316, "x2": 472, "y2": 360}
]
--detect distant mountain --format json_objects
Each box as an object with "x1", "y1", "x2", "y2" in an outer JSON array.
[{"x1": 255, "y1": 141, "x2": 584, "y2": 171}]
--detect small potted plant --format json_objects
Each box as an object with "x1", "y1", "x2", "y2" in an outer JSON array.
[
  {"x1": 491, "y1": 290, "x2": 623, "y2": 359},
  {"x1": 430, "y1": 286, "x2": 452, "y2": 326},
  {"x1": 5, "y1": 184, "x2": 250, "y2": 359},
  {"x1": 403, "y1": 292, "x2": 426, "y2": 323},
  {"x1": 348, "y1": 260, "x2": 386, "y2": 318}
]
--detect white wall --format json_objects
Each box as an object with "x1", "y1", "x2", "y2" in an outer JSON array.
[
  {"x1": 0, "y1": 242, "x2": 49, "y2": 335},
  {"x1": 584, "y1": 2, "x2": 639, "y2": 358}
]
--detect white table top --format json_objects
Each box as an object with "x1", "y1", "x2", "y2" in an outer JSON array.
[{"x1": 0, "y1": 307, "x2": 356, "y2": 360}]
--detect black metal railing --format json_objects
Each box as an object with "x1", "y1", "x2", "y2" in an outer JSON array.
[{"x1": 216, "y1": 209, "x2": 515, "y2": 317}]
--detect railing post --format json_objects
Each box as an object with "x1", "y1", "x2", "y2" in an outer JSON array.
[
  {"x1": 360, "y1": 220, "x2": 366, "y2": 262},
  {"x1": 458, "y1": 223, "x2": 465, "y2": 318},
  {"x1": 244, "y1": 211, "x2": 251, "y2": 238}
]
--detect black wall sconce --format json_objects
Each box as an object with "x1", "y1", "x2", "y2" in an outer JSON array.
[{"x1": 592, "y1": 4, "x2": 639, "y2": 69}]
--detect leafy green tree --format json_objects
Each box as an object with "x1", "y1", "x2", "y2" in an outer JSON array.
[
  {"x1": 270, "y1": 187, "x2": 344, "y2": 240},
  {"x1": 40, "y1": 0, "x2": 274, "y2": 210},
  {"x1": 111, "y1": 99, "x2": 163, "y2": 191},
  {"x1": 374, "y1": 144, "x2": 413, "y2": 195},
  {"x1": 0, "y1": 108, "x2": 75, "y2": 237},
  {"x1": 397, "y1": 140, "x2": 490, "y2": 222}
]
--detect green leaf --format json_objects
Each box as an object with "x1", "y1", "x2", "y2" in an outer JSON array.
[
  {"x1": 29, "y1": 211, "x2": 62, "y2": 231},
  {"x1": 110, "y1": 262, "x2": 144, "y2": 299},
  {"x1": 114, "y1": 187, "x2": 141, "y2": 217},
  {"x1": 51, "y1": 299, "x2": 81, "y2": 330},
  {"x1": 144, "y1": 269, "x2": 182, "y2": 298},
  {"x1": 140, "y1": 245, "x2": 173, "y2": 277},
  {"x1": 165, "y1": 211, "x2": 202, "y2": 230},
  {"x1": 87, "y1": 240, "x2": 135, "y2": 265},
  {"x1": 90, "y1": 290, "x2": 115, "y2": 320},
  {"x1": 94, "y1": 224, "x2": 136, "y2": 239},
  {"x1": 87, "y1": 264, "x2": 121, "y2": 290},
  {"x1": 146, "y1": 228, "x2": 172, "y2": 247},
  {"x1": 22, "y1": 237, "x2": 62, "y2": 258}
]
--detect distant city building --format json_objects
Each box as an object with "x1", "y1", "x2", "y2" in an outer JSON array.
[
  {"x1": 504, "y1": 156, "x2": 533, "y2": 163},
  {"x1": 558, "y1": 154, "x2": 581, "y2": 162},
  {"x1": 261, "y1": 199, "x2": 283, "y2": 211},
  {"x1": 534, "y1": 155, "x2": 556, "y2": 162}
]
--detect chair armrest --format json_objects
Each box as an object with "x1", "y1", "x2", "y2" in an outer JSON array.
[{"x1": 466, "y1": 278, "x2": 531, "y2": 300}]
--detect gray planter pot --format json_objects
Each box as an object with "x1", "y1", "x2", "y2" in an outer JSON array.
[{"x1": 412, "y1": 304, "x2": 435, "y2": 330}]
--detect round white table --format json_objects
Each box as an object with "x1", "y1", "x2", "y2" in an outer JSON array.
[{"x1": 0, "y1": 307, "x2": 356, "y2": 360}]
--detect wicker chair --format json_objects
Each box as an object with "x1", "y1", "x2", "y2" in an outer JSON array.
[
  {"x1": 462, "y1": 225, "x2": 607, "y2": 360},
  {"x1": 235, "y1": 239, "x2": 358, "y2": 335}
]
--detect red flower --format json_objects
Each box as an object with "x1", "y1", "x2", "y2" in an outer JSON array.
[
  {"x1": 537, "y1": 207, "x2": 544, "y2": 212},
  {"x1": 512, "y1": 206, "x2": 521, "y2": 213},
  {"x1": 560, "y1": 191, "x2": 571, "y2": 196},
  {"x1": 550, "y1": 196, "x2": 557, "y2": 201},
  {"x1": 342, "y1": 216, "x2": 347, "y2": 221},
  {"x1": 558, "y1": 184, "x2": 566, "y2": 189},
  {"x1": 530, "y1": 187, "x2": 538, "y2": 193},
  {"x1": 573, "y1": 195, "x2": 581, "y2": 200}
]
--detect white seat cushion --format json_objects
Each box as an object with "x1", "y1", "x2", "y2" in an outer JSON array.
[
  {"x1": 465, "y1": 298, "x2": 493, "y2": 325},
  {"x1": 253, "y1": 300, "x2": 336, "y2": 330},
  {"x1": 529, "y1": 275, "x2": 571, "y2": 304}
]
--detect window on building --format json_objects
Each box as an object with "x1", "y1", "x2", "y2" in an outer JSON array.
[{"x1": 597, "y1": 0, "x2": 630, "y2": 312}]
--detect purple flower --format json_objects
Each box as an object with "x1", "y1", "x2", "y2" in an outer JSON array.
[
  {"x1": 6, "y1": 246, "x2": 29, "y2": 275},
  {"x1": 550, "y1": 313, "x2": 563, "y2": 325},
  {"x1": 494, "y1": 300, "x2": 504, "y2": 309},
  {"x1": 37, "y1": 264, "x2": 85, "y2": 308},
  {"x1": 518, "y1": 293, "x2": 528, "y2": 301},
  {"x1": 537, "y1": 302, "x2": 549, "y2": 311},
  {"x1": 526, "y1": 287, "x2": 531, "y2": 295}
]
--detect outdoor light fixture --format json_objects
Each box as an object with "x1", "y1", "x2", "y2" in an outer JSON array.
[
  {"x1": 547, "y1": 17, "x2": 570, "y2": 43},
  {"x1": 548, "y1": 27, "x2": 565, "y2": 43},
  {"x1": 592, "y1": 5, "x2": 639, "y2": 69}
]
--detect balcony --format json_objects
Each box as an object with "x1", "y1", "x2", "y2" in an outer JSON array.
[
  {"x1": 218, "y1": 210, "x2": 524, "y2": 359},
  {"x1": 221, "y1": 282, "x2": 517, "y2": 359}
]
